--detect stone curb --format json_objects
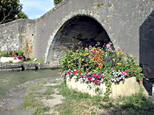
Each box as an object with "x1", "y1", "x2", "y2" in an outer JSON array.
[{"x1": 0, "y1": 63, "x2": 60, "y2": 71}]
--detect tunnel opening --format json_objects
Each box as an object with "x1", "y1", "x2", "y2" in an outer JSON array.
[{"x1": 47, "y1": 15, "x2": 112, "y2": 65}]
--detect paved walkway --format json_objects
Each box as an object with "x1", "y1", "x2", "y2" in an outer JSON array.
[{"x1": 0, "y1": 76, "x2": 59, "y2": 115}]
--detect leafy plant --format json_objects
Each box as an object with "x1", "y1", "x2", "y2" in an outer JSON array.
[{"x1": 17, "y1": 50, "x2": 24, "y2": 56}]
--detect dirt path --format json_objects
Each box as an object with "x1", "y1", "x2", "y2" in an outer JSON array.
[{"x1": 0, "y1": 76, "x2": 60, "y2": 115}]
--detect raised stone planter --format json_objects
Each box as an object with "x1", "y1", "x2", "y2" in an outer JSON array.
[
  {"x1": 0, "y1": 57, "x2": 21, "y2": 63},
  {"x1": 66, "y1": 77, "x2": 148, "y2": 99}
]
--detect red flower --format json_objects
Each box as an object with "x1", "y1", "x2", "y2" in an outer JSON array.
[
  {"x1": 133, "y1": 69, "x2": 135, "y2": 72},
  {"x1": 76, "y1": 69, "x2": 79, "y2": 72}
]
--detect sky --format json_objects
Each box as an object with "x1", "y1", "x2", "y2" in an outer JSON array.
[{"x1": 20, "y1": 0, "x2": 55, "y2": 19}]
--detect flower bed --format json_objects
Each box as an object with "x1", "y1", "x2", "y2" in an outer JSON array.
[
  {"x1": 59, "y1": 42, "x2": 145, "y2": 100},
  {"x1": 0, "y1": 50, "x2": 24, "y2": 63}
]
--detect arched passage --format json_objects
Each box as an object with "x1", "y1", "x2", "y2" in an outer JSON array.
[{"x1": 47, "y1": 15, "x2": 112, "y2": 65}]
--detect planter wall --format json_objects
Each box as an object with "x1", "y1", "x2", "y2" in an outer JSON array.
[
  {"x1": 0, "y1": 57, "x2": 21, "y2": 63},
  {"x1": 66, "y1": 77, "x2": 148, "y2": 99}
]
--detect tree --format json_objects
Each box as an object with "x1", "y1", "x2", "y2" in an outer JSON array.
[
  {"x1": 0, "y1": 0, "x2": 28, "y2": 24},
  {"x1": 17, "y1": 11, "x2": 28, "y2": 19},
  {"x1": 54, "y1": 0, "x2": 63, "y2": 5}
]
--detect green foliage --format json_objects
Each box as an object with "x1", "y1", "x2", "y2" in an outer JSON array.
[
  {"x1": 17, "y1": 11, "x2": 28, "y2": 19},
  {"x1": 0, "y1": 0, "x2": 28, "y2": 24},
  {"x1": 54, "y1": 0, "x2": 63, "y2": 5},
  {"x1": 116, "y1": 93, "x2": 154, "y2": 111},
  {"x1": 0, "y1": 50, "x2": 13, "y2": 57},
  {"x1": 17, "y1": 50, "x2": 24, "y2": 56},
  {"x1": 58, "y1": 82, "x2": 91, "y2": 100},
  {"x1": 0, "y1": 50, "x2": 24, "y2": 57}
]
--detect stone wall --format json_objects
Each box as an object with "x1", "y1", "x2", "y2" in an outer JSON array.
[
  {"x1": 0, "y1": 19, "x2": 35, "y2": 58},
  {"x1": 0, "y1": 20, "x2": 19, "y2": 51}
]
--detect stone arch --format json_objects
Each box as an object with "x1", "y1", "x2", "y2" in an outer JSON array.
[{"x1": 45, "y1": 14, "x2": 112, "y2": 65}]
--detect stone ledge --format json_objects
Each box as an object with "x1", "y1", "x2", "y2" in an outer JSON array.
[
  {"x1": 66, "y1": 77, "x2": 148, "y2": 99},
  {"x1": 0, "y1": 63, "x2": 60, "y2": 71}
]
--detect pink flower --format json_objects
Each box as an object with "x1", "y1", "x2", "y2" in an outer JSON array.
[
  {"x1": 17, "y1": 56, "x2": 22, "y2": 60},
  {"x1": 80, "y1": 75, "x2": 84, "y2": 78},
  {"x1": 96, "y1": 75, "x2": 100, "y2": 79},
  {"x1": 106, "y1": 44, "x2": 111, "y2": 48},
  {"x1": 121, "y1": 72, "x2": 126, "y2": 75},
  {"x1": 89, "y1": 45, "x2": 92, "y2": 49},
  {"x1": 93, "y1": 73, "x2": 97, "y2": 76},
  {"x1": 88, "y1": 76, "x2": 93, "y2": 81},
  {"x1": 126, "y1": 69, "x2": 129, "y2": 73},
  {"x1": 85, "y1": 48, "x2": 88, "y2": 51},
  {"x1": 101, "y1": 76, "x2": 104, "y2": 79},
  {"x1": 67, "y1": 71, "x2": 72, "y2": 75},
  {"x1": 93, "y1": 80, "x2": 98, "y2": 83},
  {"x1": 97, "y1": 81, "x2": 100, "y2": 84}
]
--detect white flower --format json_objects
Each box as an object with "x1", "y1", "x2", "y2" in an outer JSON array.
[
  {"x1": 114, "y1": 74, "x2": 117, "y2": 77},
  {"x1": 66, "y1": 74, "x2": 69, "y2": 78},
  {"x1": 101, "y1": 79, "x2": 104, "y2": 82},
  {"x1": 72, "y1": 76, "x2": 77, "y2": 80},
  {"x1": 85, "y1": 78, "x2": 89, "y2": 83},
  {"x1": 92, "y1": 78, "x2": 95, "y2": 81}
]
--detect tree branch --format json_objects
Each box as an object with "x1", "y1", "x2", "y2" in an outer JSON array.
[{"x1": 0, "y1": 9, "x2": 12, "y2": 24}]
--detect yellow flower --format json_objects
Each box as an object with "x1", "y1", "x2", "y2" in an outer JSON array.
[
  {"x1": 83, "y1": 53, "x2": 88, "y2": 56},
  {"x1": 117, "y1": 63, "x2": 122, "y2": 65},
  {"x1": 94, "y1": 70, "x2": 97, "y2": 73},
  {"x1": 118, "y1": 51, "x2": 123, "y2": 55},
  {"x1": 73, "y1": 53, "x2": 76, "y2": 57},
  {"x1": 91, "y1": 58, "x2": 94, "y2": 61}
]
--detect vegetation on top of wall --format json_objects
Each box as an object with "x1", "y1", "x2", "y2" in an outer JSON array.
[
  {"x1": 54, "y1": 0, "x2": 63, "y2": 5},
  {"x1": 0, "y1": 0, "x2": 28, "y2": 24}
]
